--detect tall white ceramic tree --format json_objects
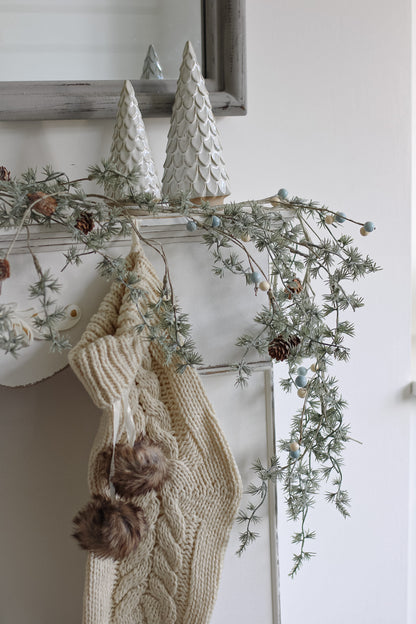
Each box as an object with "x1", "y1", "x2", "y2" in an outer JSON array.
[
  {"x1": 108, "y1": 79, "x2": 161, "y2": 198},
  {"x1": 162, "y1": 41, "x2": 230, "y2": 203},
  {"x1": 140, "y1": 44, "x2": 164, "y2": 80}
]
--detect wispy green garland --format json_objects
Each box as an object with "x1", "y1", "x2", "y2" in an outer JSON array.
[{"x1": 0, "y1": 162, "x2": 379, "y2": 574}]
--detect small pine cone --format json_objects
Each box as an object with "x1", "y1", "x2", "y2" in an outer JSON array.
[
  {"x1": 289, "y1": 335, "x2": 300, "y2": 347},
  {"x1": 27, "y1": 191, "x2": 57, "y2": 217},
  {"x1": 0, "y1": 166, "x2": 11, "y2": 181},
  {"x1": 75, "y1": 212, "x2": 94, "y2": 234},
  {"x1": 0, "y1": 258, "x2": 10, "y2": 280},
  {"x1": 285, "y1": 277, "x2": 302, "y2": 299},
  {"x1": 268, "y1": 336, "x2": 290, "y2": 361},
  {"x1": 268, "y1": 334, "x2": 300, "y2": 361}
]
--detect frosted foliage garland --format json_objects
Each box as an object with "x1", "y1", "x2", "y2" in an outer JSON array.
[{"x1": 0, "y1": 165, "x2": 379, "y2": 574}]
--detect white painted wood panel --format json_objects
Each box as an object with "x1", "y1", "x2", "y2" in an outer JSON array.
[
  {"x1": 204, "y1": 369, "x2": 278, "y2": 624},
  {"x1": 0, "y1": 229, "x2": 269, "y2": 386}
]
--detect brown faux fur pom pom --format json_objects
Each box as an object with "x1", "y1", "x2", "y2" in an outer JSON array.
[
  {"x1": 97, "y1": 437, "x2": 170, "y2": 499},
  {"x1": 72, "y1": 495, "x2": 147, "y2": 560}
]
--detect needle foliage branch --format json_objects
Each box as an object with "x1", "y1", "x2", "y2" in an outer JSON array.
[{"x1": 0, "y1": 162, "x2": 379, "y2": 574}]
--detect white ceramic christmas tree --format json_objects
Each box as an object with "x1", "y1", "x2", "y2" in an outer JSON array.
[
  {"x1": 140, "y1": 44, "x2": 164, "y2": 80},
  {"x1": 162, "y1": 40, "x2": 230, "y2": 203},
  {"x1": 108, "y1": 79, "x2": 161, "y2": 198}
]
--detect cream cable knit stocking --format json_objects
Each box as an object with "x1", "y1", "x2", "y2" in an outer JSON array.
[{"x1": 69, "y1": 245, "x2": 242, "y2": 624}]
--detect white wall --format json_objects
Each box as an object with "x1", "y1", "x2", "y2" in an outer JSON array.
[
  {"x1": 0, "y1": 0, "x2": 413, "y2": 622},
  {"x1": 410, "y1": 0, "x2": 416, "y2": 622},
  {"x1": 263, "y1": 3, "x2": 412, "y2": 624}
]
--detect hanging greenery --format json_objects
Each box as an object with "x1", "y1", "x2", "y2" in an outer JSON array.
[{"x1": 0, "y1": 162, "x2": 379, "y2": 575}]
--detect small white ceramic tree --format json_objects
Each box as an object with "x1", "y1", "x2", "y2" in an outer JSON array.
[
  {"x1": 162, "y1": 41, "x2": 230, "y2": 203},
  {"x1": 140, "y1": 44, "x2": 164, "y2": 80},
  {"x1": 108, "y1": 79, "x2": 161, "y2": 198}
]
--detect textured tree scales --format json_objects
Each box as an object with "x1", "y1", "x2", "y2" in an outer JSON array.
[
  {"x1": 162, "y1": 41, "x2": 230, "y2": 201},
  {"x1": 108, "y1": 79, "x2": 161, "y2": 198},
  {"x1": 140, "y1": 44, "x2": 164, "y2": 80}
]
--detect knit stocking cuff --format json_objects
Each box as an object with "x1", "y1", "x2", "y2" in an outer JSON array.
[{"x1": 68, "y1": 282, "x2": 142, "y2": 407}]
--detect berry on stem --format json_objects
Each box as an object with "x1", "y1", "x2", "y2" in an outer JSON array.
[
  {"x1": 364, "y1": 221, "x2": 375, "y2": 232},
  {"x1": 335, "y1": 212, "x2": 346, "y2": 223},
  {"x1": 259, "y1": 280, "x2": 270, "y2": 292},
  {"x1": 186, "y1": 220, "x2": 197, "y2": 232},
  {"x1": 295, "y1": 375, "x2": 308, "y2": 388}
]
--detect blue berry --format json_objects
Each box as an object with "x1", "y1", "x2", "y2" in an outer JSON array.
[
  {"x1": 251, "y1": 271, "x2": 262, "y2": 283},
  {"x1": 295, "y1": 375, "x2": 308, "y2": 388},
  {"x1": 186, "y1": 220, "x2": 197, "y2": 232},
  {"x1": 211, "y1": 215, "x2": 221, "y2": 228},
  {"x1": 277, "y1": 188, "x2": 288, "y2": 200},
  {"x1": 364, "y1": 221, "x2": 375, "y2": 232},
  {"x1": 335, "y1": 212, "x2": 346, "y2": 223},
  {"x1": 289, "y1": 449, "x2": 301, "y2": 459},
  {"x1": 297, "y1": 366, "x2": 308, "y2": 376}
]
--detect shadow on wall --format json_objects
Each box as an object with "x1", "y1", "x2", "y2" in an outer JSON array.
[{"x1": 0, "y1": 366, "x2": 99, "y2": 624}]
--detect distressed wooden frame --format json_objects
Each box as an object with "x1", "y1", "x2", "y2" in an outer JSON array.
[{"x1": 0, "y1": 0, "x2": 246, "y2": 121}]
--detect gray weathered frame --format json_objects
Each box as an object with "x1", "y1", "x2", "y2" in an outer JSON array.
[{"x1": 0, "y1": 0, "x2": 246, "y2": 121}]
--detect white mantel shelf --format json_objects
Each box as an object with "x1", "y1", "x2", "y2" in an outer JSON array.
[{"x1": 0, "y1": 219, "x2": 206, "y2": 255}]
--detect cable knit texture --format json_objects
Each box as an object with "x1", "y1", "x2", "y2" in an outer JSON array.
[{"x1": 69, "y1": 245, "x2": 242, "y2": 624}]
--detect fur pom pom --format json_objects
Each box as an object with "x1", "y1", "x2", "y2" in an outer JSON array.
[
  {"x1": 72, "y1": 495, "x2": 147, "y2": 560},
  {"x1": 97, "y1": 437, "x2": 170, "y2": 499}
]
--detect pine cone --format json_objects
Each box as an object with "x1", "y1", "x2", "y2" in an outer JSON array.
[
  {"x1": 268, "y1": 334, "x2": 300, "y2": 361},
  {"x1": 75, "y1": 212, "x2": 94, "y2": 234},
  {"x1": 288, "y1": 335, "x2": 301, "y2": 348},
  {"x1": 0, "y1": 166, "x2": 11, "y2": 181},
  {"x1": 285, "y1": 277, "x2": 302, "y2": 299},
  {"x1": 27, "y1": 191, "x2": 57, "y2": 216},
  {"x1": 0, "y1": 258, "x2": 10, "y2": 280}
]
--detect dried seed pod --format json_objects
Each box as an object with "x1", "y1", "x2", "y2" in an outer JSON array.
[
  {"x1": 0, "y1": 166, "x2": 11, "y2": 181},
  {"x1": 285, "y1": 277, "x2": 302, "y2": 299},
  {"x1": 27, "y1": 191, "x2": 57, "y2": 217},
  {"x1": 268, "y1": 334, "x2": 300, "y2": 361},
  {"x1": 72, "y1": 494, "x2": 147, "y2": 560},
  {"x1": 0, "y1": 258, "x2": 10, "y2": 280},
  {"x1": 75, "y1": 212, "x2": 94, "y2": 234},
  {"x1": 289, "y1": 335, "x2": 301, "y2": 348}
]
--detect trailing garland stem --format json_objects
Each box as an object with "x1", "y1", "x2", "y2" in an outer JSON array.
[{"x1": 0, "y1": 164, "x2": 379, "y2": 572}]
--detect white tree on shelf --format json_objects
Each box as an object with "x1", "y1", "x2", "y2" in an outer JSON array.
[
  {"x1": 140, "y1": 44, "x2": 164, "y2": 80},
  {"x1": 108, "y1": 80, "x2": 161, "y2": 198},
  {"x1": 162, "y1": 41, "x2": 230, "y2": 203}
]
